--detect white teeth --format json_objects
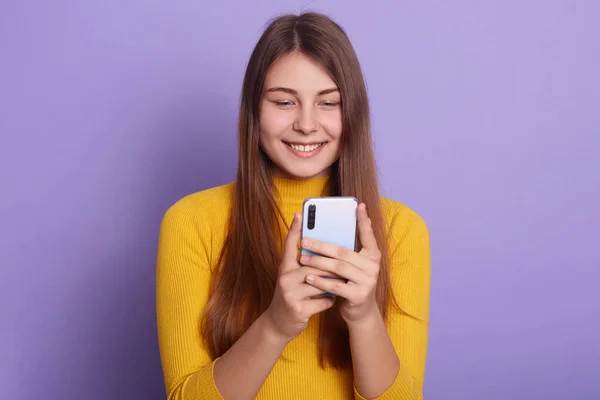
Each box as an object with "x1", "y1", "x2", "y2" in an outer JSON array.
[{"x1": 289, "y1": 143, "x2": 323, "y2": 152}]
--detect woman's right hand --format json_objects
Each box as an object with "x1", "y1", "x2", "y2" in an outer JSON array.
[{"x1": 262, "y1": 213, "x2": 337, "y2": 342}]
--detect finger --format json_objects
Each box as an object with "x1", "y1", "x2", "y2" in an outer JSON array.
[
  {"x1": 305, "y1": 274, "x2": 355, "y2": 301},
  {"x1": 302, "y1": 297, "x2": 336, "y2": 316},
  {"x1": 292, "y1": 283, "x2": 329, "y2": 300},
  {"x1": 301, "y1": 238, "x2": 369, "y2": 271},
  {"x1": 292, "y1": 265, "x2": 342, "y2": 282},
  {"x1": 300, "y1": 254, "x2": 365, "y2": 284},
  {"x1": 357, "y1": 203, "x2": 379, "y2": 254},
  {"x1": 280, "y1": 213, "x2": 302, "y2": 275}
]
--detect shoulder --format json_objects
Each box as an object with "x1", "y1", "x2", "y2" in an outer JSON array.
[
  {"x1": 158, "y1": 183, "x2": 234, "y2": 266},
  {"x1": 380, "y1": 196, "x2": 429, "y2": 242},
  {"x1": 380, "y1": 197, "x2": 430, "y2": 320},
  {"x1": 161, "y1": 182, "x2": 234, "y2": 231}
]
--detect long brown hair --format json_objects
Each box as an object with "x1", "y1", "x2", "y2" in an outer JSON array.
[{"x1": 202, "y1": 12, "x2": 396, "y2": 369}]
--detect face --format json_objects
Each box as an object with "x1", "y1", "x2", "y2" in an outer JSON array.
[{"x1": 259, "y1": 52, "x2": 342, "y2": 180}]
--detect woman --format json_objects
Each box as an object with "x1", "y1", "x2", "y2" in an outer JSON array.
[{"x1": 157, "y1": 12, "x2": 430, "y2": 400}]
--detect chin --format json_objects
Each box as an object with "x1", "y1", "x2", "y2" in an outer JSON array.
[{"x1": 276, "y1": 163, "x2": 332, "y2": 180}]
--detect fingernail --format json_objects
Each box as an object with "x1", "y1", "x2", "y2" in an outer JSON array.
[
  {"x1": 300, "y1": 255, "x2": 309, "y2": 263},
  {"x1": 302, "y1": 238, "x2": 312, "y2": 247},
  {"x1": 306, "y1": 274, "x2": 316, "y2": 283}
]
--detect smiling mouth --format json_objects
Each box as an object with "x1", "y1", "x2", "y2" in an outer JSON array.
[{"x1": 283, "y1": 141, "x2": 327, "y2": 152}]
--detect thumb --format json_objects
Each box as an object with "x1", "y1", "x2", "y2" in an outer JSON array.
[
  {"x1": 280, "y1": 213, "x2": 302, "y2": 275},
  {"x1": 303, "y1": 297, "x2": 336, "y2": 316}
]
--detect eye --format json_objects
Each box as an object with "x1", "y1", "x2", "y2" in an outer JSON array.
[
  {"x1": 273, "y1": 100, "x2": 294, "y2": 108},
  {"x1": 320, "y1": 101, "x2": 340, "y2": 108}
]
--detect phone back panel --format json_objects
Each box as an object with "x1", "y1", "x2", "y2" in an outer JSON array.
[{"x1": 301, "y1": 197, "x2": 358, "y2": 256}]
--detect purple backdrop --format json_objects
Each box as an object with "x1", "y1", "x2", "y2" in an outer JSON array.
[{"x1": 1, "y1": 1, "x2": 599, "y2": 399}]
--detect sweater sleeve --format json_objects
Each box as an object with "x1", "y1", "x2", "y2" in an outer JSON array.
[
  {"x1": 156, "y1": 198, "x2": 224, "y2": 400},
  {"x1": 354, "y1": 204, "x2": 431, "y2": 400}
]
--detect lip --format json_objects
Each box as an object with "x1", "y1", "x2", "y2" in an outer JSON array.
[
  {"x1": 283, "y1": 141, "x2": 327, "y2": 159},
  {"x1": 284, "y1": 141, "x2": 324, "y2": 146}
]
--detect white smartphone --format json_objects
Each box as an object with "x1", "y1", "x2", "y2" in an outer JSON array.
[{"x1": 301, "y1": 197, "x2": 359, "y2": 296}]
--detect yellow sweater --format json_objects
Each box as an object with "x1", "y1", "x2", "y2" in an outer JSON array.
[{"x1": 156, "y1": 176, "x2": 430, "y2": 399}]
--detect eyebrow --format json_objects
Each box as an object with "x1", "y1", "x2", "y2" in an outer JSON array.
[{"x1": 265, "y1": 87, "x2": 339, "y2": 96}]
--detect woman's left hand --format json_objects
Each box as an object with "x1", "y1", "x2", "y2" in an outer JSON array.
[{"x1": 300, "y1": 203, "x2": 382, "y2": 325}]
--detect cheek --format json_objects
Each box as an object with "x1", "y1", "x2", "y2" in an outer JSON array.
[
  {"x1": 321, "y1": 111, "x2": 343, "y2": 140},
  {"x1": 260, "y1": 105, "x2": 293, "y2": 141}
]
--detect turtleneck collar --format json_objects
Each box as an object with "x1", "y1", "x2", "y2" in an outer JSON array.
[{"x1": 273, "y1": 175, "x2": 331, "y2": 206}]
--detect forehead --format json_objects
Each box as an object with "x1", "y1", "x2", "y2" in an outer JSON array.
[{"x1": 264, "y1": 52, "x2": 337, "y2": 93}]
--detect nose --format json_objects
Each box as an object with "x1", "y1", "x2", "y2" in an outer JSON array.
[{"x1": 293, "y1": 106, "x2": 318, "y2": 135}]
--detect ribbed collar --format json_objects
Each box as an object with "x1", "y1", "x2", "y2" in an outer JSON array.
[{"x1": 273, "y1": 176, "x2": 331, "y2": 206}]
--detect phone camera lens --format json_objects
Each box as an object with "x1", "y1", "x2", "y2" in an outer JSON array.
[{"x1": 307, "y1": 204, "x2": 316, "y2": 230}]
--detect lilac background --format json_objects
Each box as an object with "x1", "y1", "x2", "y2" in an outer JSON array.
[{"x1": 1, "y1": 1, "x2": 599, "y2": 399}]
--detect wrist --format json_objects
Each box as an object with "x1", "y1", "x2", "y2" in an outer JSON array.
[
  {"x1": 257, "y1": 312, "x2": 292, "y2": 349},
  {"x1": 346, "y1": 305, "x2": 383, "y2": 335}
]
